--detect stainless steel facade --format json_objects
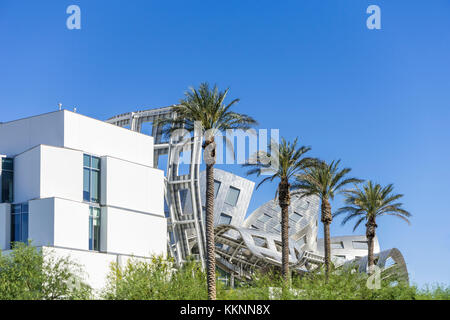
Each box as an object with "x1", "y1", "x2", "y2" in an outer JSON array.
[{"x1": 243, "y1": 195, "x2": 320, "y2": 253}]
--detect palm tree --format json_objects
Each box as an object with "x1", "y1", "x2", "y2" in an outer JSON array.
[
  {"x1": 244, "y1": 137, "x2": 316, "y2": 282},
  {"x1": 157, "y1": 82, "x2": 257, "y2": 300},
  {"x1": 334, "y1": 181, "x2": 411, "y2": 273},
  {"x1": 294, "y1": 160, "x2": 362, "y2": 279}
]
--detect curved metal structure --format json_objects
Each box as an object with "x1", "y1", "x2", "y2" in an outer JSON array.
[
  {"x1": 214, "y1": 224, "x2": 324, "y2": 279},
  {"x1": 317, "y1": 235, "x2": 381, "y2": 266},
  {"x1": 106, "y1": 106, "x2": 206, "y2": 267},
  {"x1": 343, "y1": 248, "x2": 409, "y2": 282},
  {"x1": 244, "y1": 194, "x2": 320, "y2": 252}
]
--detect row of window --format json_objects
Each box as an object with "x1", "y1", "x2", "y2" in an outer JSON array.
[
  {"x1": 1, "y1": 154, "x2": 100, "y2": 205},
  {"x1": 9, "y1": 202, "x2": 101, "y2": 251},
  {"x1": 7, "y1": 155, "x2": 102, "y2": 250},
  {"x1": 331, "y1": 240, "x2": 369, "y2": 250},
  {"x1": 255, "y1": 211, "x2": 304, "y2": 231}
]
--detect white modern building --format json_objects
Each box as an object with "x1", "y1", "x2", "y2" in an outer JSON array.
[{"x1": 0, "y1": 110, "x2": 167, "y2": 291}]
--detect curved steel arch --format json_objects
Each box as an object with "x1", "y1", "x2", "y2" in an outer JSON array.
[
  {"x1": 214, "y1": 224, "x2": 324, "y2": 279},
  {"x1": 343, "y1": 248, "x2": 409, "y2": 282},
  {"x1": 107, "y1": 106, "x2": 206, "y2": 267}
]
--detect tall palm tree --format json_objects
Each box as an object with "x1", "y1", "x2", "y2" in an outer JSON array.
[
  {"x1": 244, "y1": 137, "x2": 316, "y2": 282},
  {"x1": 158, "y1": 82, "x2": 257, "y2": 300},
  {"x1": 294, "y1": 160, "x2": 362, "y2": 279},
  {"x1": 334, "y1": 181, "x2": 411, "y2": 273}
]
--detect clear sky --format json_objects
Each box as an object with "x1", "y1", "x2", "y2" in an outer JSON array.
[{"x1": 0, "y1": 1, "x2": 449, "y2": 287}]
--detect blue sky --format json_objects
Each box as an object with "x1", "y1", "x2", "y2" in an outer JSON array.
[{"x1": 0, "y1": 1, "x2": 449, "y2": 287}]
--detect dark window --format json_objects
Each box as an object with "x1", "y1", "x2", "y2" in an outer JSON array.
[
  {"x1": 290, "y1": 212, "x2": 303, "y2": 223},
  {"x1": 83, "y1": 154, "x2": 100, "y2": 203},
  {"x1": 179, "y1": 189, "x2": 188, "y2": 209},
  {"x1": 89, "y1": 207, "x2": 101, "y2": 251},
  {"x1": 1, "y1": 158, "x2": 14, "y2": 203},
  {"x1": 352, "y1": 241, "x2": 368, "y2": 249},
  {"x1": 331, "y1": 241, "x2": 344, "y2": 249},
  {"x1": 214, "y1": 180, "x2": 221, "y2": 198},
  {"x1": 225, "y1": 186, "x2": 240, "y2": 206},
  {"x1": 11, "y1": 203, "x2": 28, "y2": 246},
  {"x1": 218, "y1": 213, "x2": 232, "y2": 225},
  {"x1": 258, "y1": 213, "x2": 272, "y2": 223}
]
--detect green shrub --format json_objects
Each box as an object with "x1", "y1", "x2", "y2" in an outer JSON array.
[
  {"x1": 103, "y1": 257, "x2": 450, "y2": 300},
  {"x1": 0, "y1": 242, "x2": 92, "y2": 300},
  {"x1": 102, "y1": 256, "x2": 210, "y2": 300}
]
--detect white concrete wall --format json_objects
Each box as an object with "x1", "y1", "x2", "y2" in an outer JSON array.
[
  {"x1": 40, "y1": 145, "x2": 83, "y2": 202},
  {"x1": 29, "y1": 198, "x2": 166, "y2": 258},
  {"x1": 53, "y1": 198, "x2": 90, "y2": 251},
  {"x1": 14, "y1": 146, "x2": 41, "y2": 204},
  {"x1": 42, "y1": 246, "x2": 118, "y2": 293},
  {"x1": 0, "y1": 203, "x2": 11, "y2": 250},
  {"x1": 101, "y1": 156, "x2": 164, "y2": 214},
  {"x1": 0, "y1": 111, "x2": 64, "y2": 157},
  {"x1": 63, "y1": 111, "x2": 154, "y2": 167},
  {"x1": 41, "y1": 246, "x2": 161, "y2": 293},
  {"x1": 14, "y1": 145, "x2": 83, "y2": 204},
  {"x1": 28, "y1": 198, "x2": 90, "y2": 250},
  {"x1": 28, "y1": 198, "x2": 55, "y2": 247},
  {"x1": 102, "y1": 206, "x2": 167, "y2": 257},
  {"x1": 0, "y1": 110, "x2": 154, "y2": 167}
]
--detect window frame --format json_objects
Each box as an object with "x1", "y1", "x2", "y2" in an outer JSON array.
[
  {"x1": 83, "y1": 154, "x2": 101, "y2": 203},
  {"x1": 1, "y1": 158, "x2": 14, "y2": 203},
  {"x1": 214, "y1": 180, "x2": 221, "y2": 198},
  {"x1": 352, "y1": 240, "x2": 369, "y2": 249},
  {"x1": 224, "y1": 186, "x2": 240, "y2": 207},
  {"x1": 10, "y1": 202, "x2": 29, "y2": 246},
  {"x1": 89, "y1": 206, "x2": 101, "y2": 251},
  {"x1": 218, "y1": 212, "x2": 232, "y2": 225}
]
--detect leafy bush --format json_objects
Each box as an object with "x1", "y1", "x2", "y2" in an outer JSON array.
[
  {"x1": 1, "y1": 248, "x2": 447, "y2": 300},
  {"x1": 102, "y1": 256, "x2": 211, "y2": 300},
  {"x1": 103, "y1": 257, "x2": 449, "y2": 300},
  {"x1": 0, "y1": 243, "x2": 92, "y2": 300}
]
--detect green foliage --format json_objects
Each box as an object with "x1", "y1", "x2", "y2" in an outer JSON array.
[
  {"x1": 243, "y1": 137, "x2": 316, "y2": 193},
  {"x1": 101, "y1": 257, "x2": 449, "y2": 300},
  {"x1": 0, "y1": 243, "x2": 92, "y2": 300},
  {"x1": 1, "y1": 247, "x2": 447, "y2": 300},
  {"x1": 335, "y1": 180, "x2": 411, "y2": 231},
  {"x1": 102, "y1": 256, "x2": 210, "y2": 300}
]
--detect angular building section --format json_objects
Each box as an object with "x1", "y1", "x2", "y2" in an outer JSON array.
[
  {"x1": 183, "y1": 168, "x2": 254, "y2": 227},
  {"x1": 243, "y1": 195, "x2": 320, "y2": 253},
  {"x1": 318, "y1": 235, "x2": 381, "y2": 266},
  {"x1": 180, "y1": 168, "x2": 255, "y2": 254},
  {"x1": 0, "y1": 110, "x2": 167, "y2": 291}
]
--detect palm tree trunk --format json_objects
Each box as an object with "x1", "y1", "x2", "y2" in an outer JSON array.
[
  {"x1": 366, "y1": 219, "x2": 377, "y2": 275},
  {"x1": 278, "y1": 180, "x2": 291, "y2": 283},
  {"x1": 321, "y1": 197, "x2": 332, "y2": 280},
  {"x1": 367, "y1": 235, "x2": 375, "y2": 274},
  {"x1": 205, "y1": 162, "x2": 216, "y2": 300}
]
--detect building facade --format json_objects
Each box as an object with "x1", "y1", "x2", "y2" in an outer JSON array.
[{"x1": 0, "y1": 110, "x2": 167, "y2": 290}]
